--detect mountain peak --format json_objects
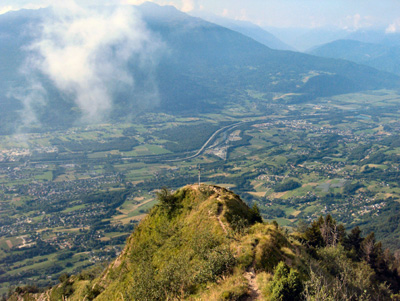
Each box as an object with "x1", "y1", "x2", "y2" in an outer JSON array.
[
  {"x1": 27, "y1": 185, "x2": 271, "y2": 300},
  {"x1": 10, "y1": 184, "x2": 399, "y2": 300},
  {"x1": 138, "y1": 1, "x2": 179, "y2": 13},
  {"x1": 137, "y1": 1, "x2": 194, "y2": 23}
]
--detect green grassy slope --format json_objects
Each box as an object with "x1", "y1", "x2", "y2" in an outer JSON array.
[
  {"x1": 23, "y1": 185, "x2": 302, "y2": 300},
  {"x1": 11, "y1": 185, "x2": 400, "y2": 300}
]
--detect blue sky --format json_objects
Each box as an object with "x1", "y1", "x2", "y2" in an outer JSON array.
[{"x1": 2, "y1": 0, "x2": 400, "y2": 31}]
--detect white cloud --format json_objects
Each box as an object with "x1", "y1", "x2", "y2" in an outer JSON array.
[
  {"x1": 120, "y1": 0, "x2": 147, "y2": 5},
  {"x1": 120, "y1": 0, "x2": 178, "y2": 8},
  {"x1": 181, "y1": 0, "x2": 194, "y2": 12},
  {"x1": 386, "y1": 19, "x2": 400, "y2": 33},
  {"x1": 339, "y1": 14, "x2": 374, "y2": 31},
  {"x1": 0, "y1": 1, "x2": 52, "y2": 14},
  {"x1": 0, "y1": 3, "x2": 50, "y2": 14},
  {"x1": 0, "y1": 6, "x2": 14, "y2": 14},
  {"x1": 9, "y1": 81, "x2": 47, "y2": 128},
  {"x1": 236, "y1": 9, "x2": 248, "y2": 21},
  {"x1": 20, "y1": 1, "x2": 163, "y2": 124}
]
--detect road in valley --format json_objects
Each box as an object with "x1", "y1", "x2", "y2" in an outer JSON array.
[{"x1": 163, "y1": 121, "x2": 246, "y2": 162}]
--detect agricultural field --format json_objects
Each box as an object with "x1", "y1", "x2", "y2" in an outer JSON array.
[{"x1": 1, "y1": 89, "x2": 400, "y2": 294}]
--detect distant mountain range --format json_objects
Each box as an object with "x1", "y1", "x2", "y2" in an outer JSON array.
[
  {"x1": 309, "y1": 39, "x2": 400, "y2": 76},
  {"x1": 266, "y1": 27, "x2": 350, "y2": 52},
  {"x1": 189, "y1": 11, "x2": 295, "y2": 51},
  {"x1": 265, "y1": 27, "x2": 400, "y2": 52},
  {"x1": 346, "y1": 29, "x2": 400, "y2": 47},
  {"x1": 0, "y1": 3, "x2": 399, "y2": 132}
]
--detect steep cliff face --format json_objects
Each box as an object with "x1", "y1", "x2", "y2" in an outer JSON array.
[{"x1": 23, "y1": 185, "x2": 302, "y2": 300}]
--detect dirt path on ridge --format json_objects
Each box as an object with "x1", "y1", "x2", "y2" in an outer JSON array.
[
  {"x1": 211, "y1": 189, "x2": 260, "y2": 299},
  {"x1": 216, "y1": 202, "x2": 228, "y2": 235},
  {"x1": 243, "y1": 240, "x2": 261, "y2": 300},
  {"x1": 244, "y1": 267, "x2": 261, "y2": 300}
]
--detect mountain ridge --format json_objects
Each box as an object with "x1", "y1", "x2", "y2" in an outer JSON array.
[
  {"x1": 12, "y1": 184, "x2": 400, "y2": 300},
  {"x1": 309, "y1": 39, "x2": 400, "y2": 76},
  {"x1": 188, "y1": 10, "x2": 295, "y2": 51}
]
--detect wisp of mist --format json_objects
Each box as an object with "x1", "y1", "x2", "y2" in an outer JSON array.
[{"x1": 14, "y1": 0, "x2": 163, "y2": 129}]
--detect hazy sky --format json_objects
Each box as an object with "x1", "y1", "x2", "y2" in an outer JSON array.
[{"x1": 2, "y1": 0, "x2": 400, "y2": 31}]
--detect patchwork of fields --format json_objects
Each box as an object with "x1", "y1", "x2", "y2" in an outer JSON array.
[{"x1": 1, "y1": 90, "x2": 400, "y2": 293}]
